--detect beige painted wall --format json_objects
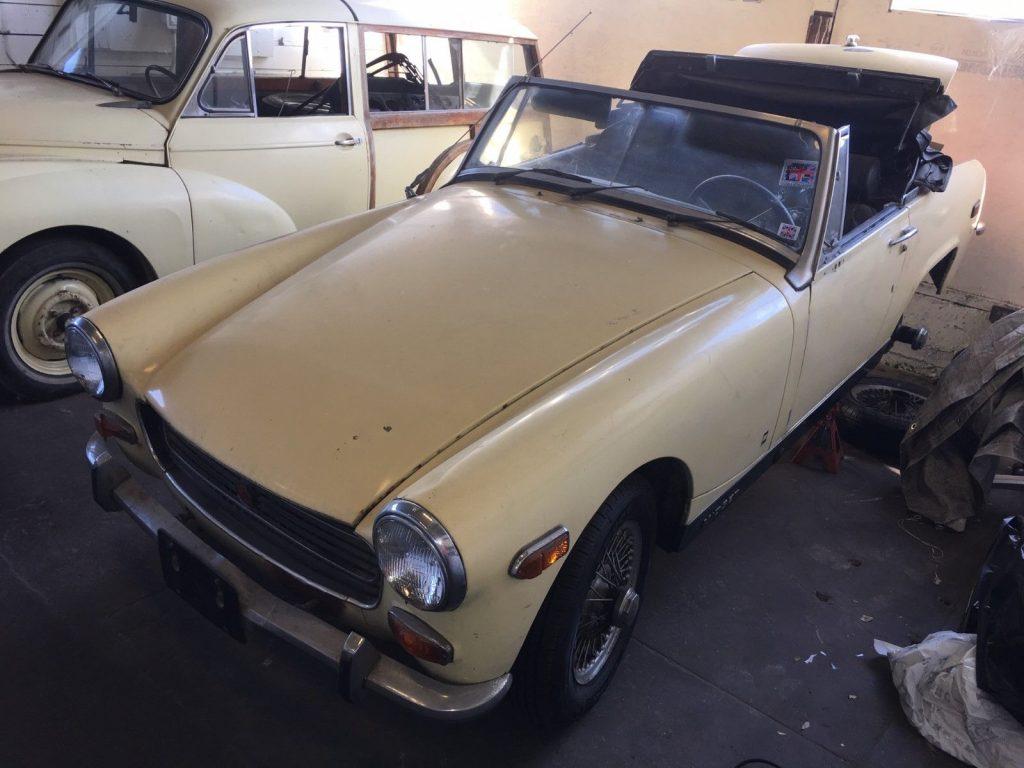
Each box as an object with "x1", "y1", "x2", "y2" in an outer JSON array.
[{"x1": 506, "y1": 0, "x2": 832, "y2": 86}]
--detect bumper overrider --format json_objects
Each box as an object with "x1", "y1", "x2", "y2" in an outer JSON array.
[{"x1": 86, "y1": 432, "x2": 511, "y2": 720}]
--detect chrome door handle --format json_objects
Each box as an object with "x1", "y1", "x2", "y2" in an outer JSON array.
[
  {"x1": 888, "y1": 226, "x2": 919, "y2": 247},
  {"x1": 335, "y1": 135, "x2": 363, "y2": 147}
]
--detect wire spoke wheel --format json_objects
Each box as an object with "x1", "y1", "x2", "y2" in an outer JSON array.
[
  {"x1": 850, "y1": 381, "x2": 927, "y2": 421},
  {"x1": 572, "y1": 519, "x2": 642, "y2": 685}
]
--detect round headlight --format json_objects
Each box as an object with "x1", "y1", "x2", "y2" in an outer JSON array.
[
  {"x1": 373, "y1": 500, "x2": 466, "y2": 612},
  {"x1": 65, "y1": 317, "x2": 121, "y2": 401}
]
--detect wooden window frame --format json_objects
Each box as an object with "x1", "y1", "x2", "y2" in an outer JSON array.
[{"x1": 361, "y1": 24, "x2": 540, "y2": 131}]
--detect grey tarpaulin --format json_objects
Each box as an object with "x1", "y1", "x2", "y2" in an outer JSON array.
[{"x1": 900, "y1": 310, "x2": 1024, "y2": 531}]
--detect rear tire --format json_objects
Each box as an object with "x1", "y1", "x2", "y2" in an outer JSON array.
[
  {"x1": 0, "y1": 237, "x2": 137, "y2": 401},
  {"x1": 513, "y1": 475, "x2": 657, "y2": 727}
]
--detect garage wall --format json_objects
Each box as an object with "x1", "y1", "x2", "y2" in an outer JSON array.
[
  {"x1": 505, "y1": 0, "x2": 833, "y2": 86},
  {"x1": 0, "y1": 0, "x2": 56, "y2": 66}
]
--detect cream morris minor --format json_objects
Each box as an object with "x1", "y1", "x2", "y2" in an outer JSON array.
[
  {"x1": 0, "y1": 0, "x2": 537, "y2": 399},
  {"x1": 72, "y1": 40, "x2": 985, "y2": 723}
]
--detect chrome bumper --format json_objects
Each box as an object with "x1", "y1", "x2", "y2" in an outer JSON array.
[{"x1": 86, "y1": 432, "x2": 510, "y2": 721}]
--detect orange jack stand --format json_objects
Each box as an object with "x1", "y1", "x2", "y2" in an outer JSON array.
[{"x1": 792, "y1": 404, "x2": 845, "y2": 474}]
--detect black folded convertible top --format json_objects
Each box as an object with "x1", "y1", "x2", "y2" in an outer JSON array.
[{"x1": 630, "y1": 51, "x2": 956, "y2": 157}]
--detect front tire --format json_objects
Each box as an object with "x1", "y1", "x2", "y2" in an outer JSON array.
[
  {"x1": 513, "y1": 475, "x2": 657, "y2": 726},
  {"x1": 0, "y1": 237, "x2": 136, "y2": 401}
]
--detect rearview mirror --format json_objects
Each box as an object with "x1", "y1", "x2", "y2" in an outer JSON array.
[{"x1": 530, "y1": 89, "x2": 612, "y2": 126}]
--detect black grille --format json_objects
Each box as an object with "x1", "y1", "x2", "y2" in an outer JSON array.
[{"x1": 142, "y1": 407, "x2": 381, "y2": 606}]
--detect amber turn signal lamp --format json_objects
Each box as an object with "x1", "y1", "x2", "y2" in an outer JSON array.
[
  {"x1": 95, "y1": 411, "x2": 138, "y2": 444},
  {"x1": 508, "y1": 526, "x2": 570, "y2": 580},
  {"x1": 387, "y1": 607, "x2": 454, "y2": 665}
]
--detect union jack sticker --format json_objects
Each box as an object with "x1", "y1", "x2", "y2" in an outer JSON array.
[
  {"x1": 780, "y1": 159, "x2": 818, "y2": 187},
  {"x1": 777, "y1": 222, "x2": 801, "y2": 241}
]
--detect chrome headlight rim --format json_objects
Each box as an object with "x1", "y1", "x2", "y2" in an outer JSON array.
[
  {"x1": 373, "y1": 499, "x2": 467, "y2": 612},
  {"x1": 65, "y1": 316, "x2": 121, "y2": 401}
]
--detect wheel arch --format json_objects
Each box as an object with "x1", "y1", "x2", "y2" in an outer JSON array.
[
  {"x1": 1, "y1": 226, "x2": 157, "y2": 288},
  {"x1": 631, "y1": 457, "x2": 693, "y2": 552}
]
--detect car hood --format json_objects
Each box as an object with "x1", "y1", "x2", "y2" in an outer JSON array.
[
  {"x1": 0, "y1": 72, "x2": 167, "y2": 155},
  {"x1": 146, "y1": 185, "x2": 751, "y2": 524}
]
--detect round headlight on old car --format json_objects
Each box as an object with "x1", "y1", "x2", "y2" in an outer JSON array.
[
  {"x1": 373, "y1": 500, "x2": 466, "y2": 612},
  {"x1": 64, "y1": 316, "x2": 121, "y2": 401}
]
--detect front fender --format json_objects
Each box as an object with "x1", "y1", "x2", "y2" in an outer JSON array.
[
  {"x1": 0, "y1": 160, "x2": 193, "y2": 276},
  {"x1": 173, "y1": 168, "x2": 298, "y2": 263},
  {"x1": 362, "y1": 275, "x2": 794, "y2": 685}
]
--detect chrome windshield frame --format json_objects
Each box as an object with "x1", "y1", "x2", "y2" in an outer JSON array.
[{"x1": 451, "y1": 76, "x2": 840, "y2": 290}]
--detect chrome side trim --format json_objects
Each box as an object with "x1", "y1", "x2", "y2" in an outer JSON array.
[
  {"x1": 509, "y1": 525, "x2": 569, "y2": 577},
  {"x1": 85, "y1": 433, "x2": 511, "y2": 721},
  {"x1": 374, "y1": 499, "x2": 467, "y2": 611}
]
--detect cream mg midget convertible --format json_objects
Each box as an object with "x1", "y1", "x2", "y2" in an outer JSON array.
[
  {"x1": 0, "y1": 0, "x2": 536, "y2": 399},
  {"x1": 73, "y1": 40, "x2": 986, "y2": 723}
]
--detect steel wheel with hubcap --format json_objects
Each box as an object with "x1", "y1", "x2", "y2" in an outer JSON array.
[
  {"x1": 11, "y1": 268, "x2": 117, "y2": 378},
  {"x1": 514, "y1": 475, "x2": 656, "y2": 727},
  {"x1": 0, "y1": 236, "x2": 137, "y2": 401}
]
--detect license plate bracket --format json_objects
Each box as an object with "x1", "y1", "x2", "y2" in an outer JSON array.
[{"x1": 158, "y1": 530, "x2": 246, "y2": 643}]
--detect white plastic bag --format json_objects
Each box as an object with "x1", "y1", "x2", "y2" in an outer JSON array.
[{"x1": 875, "y1": 631, "x2": 1024, "y2": 768}]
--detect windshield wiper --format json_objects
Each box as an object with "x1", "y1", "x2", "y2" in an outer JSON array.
[
  {"x1": 568, "y1": 183, "x2": 646, "y2": 200},
  {"x1": 493, "y1": 167, "x2": 594, "y2": 185},
  {"x1": 71, "y1": 70, "x2": 124, "y2": 97},
  {"x1": 712, "y1": 209, "x2": 779, "y2": 240},
  {"x1": 18, "y1": 62, "x2": 123, "y2": 97}
]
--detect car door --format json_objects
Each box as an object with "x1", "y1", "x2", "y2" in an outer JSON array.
[
  {"x1": 168, "y1": 23, "x2": 370, "y2": 262},
  {"x1": 790, "y1": 128, "x2": 916, "y2": 423}
]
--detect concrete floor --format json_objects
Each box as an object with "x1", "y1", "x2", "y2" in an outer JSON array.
[{"x1": 1, "y1": 393, "x2": 1014, "y2": 768}]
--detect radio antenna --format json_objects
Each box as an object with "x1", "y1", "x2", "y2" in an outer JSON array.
[
  {"x1": 528, "y1": 10, "x2": 592, "y2": 77},
  {"x1": 405, "y1": 10, "x2": 594, "y2": 198}
]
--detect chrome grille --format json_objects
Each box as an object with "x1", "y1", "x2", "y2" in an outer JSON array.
[{"x1": 142, "y1": 407, "x2": 381, "y2": 606}]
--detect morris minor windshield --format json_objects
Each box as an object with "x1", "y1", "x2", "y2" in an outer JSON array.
[
  {"x1": 30, "y1": 0, "x2": 209, "y2": 103},
  {"x1": 462, "y1": 83, "x2": 823, "y2": 251}
]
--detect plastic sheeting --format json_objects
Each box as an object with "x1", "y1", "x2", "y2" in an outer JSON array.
[
  {"x1": 901, "y1": 309, "x2": 1024, "y2": 530},
  {"x1": 876, "y1": 632, "x2": 1024, "y2": 768}
]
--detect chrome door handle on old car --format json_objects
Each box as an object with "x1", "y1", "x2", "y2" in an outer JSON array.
[
  {"x1": 335, "y1": 134, "x2": 363, "y2": 148},
  {"x1": 888, "y1": 226, "x2": 919, "y2": 247}
]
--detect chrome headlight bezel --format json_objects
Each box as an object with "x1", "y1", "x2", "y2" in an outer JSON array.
[
  {"x1": 373, "y1": 500, "x2": 467, "y2": 612},
  {"x1": 65, "y1": 316, "x2": 121, "y2": 401}
]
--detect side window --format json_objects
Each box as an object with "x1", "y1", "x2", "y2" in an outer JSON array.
[
  {"x1": 366, "y1": 31, "x2": 426, "y2": 112},
  {"x1": 462, "y1": 40, "x2": 528, "y2": 109},
  {"x1": 198, "y1": 34, "x2": 252, "y2": 113},
  {"x1": 364, "y1": 31, "x2": 531, "y2": 113},
  {"x1": 425, "y1": 36, "x2": 461, "y2": 110},
  {"x1": 250, "y1": 25, "x2": 349, "y2": 117}
]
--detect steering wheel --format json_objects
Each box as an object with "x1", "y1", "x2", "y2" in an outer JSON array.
[
  {"x1": 144, "y1": 64, "x2": 177, "y2": 98},
  {"x1": 366, "y1": 52, "x2": 423, "y2": 85},
  {"x1": 286, "y1": 77, "x2": 342, "y2": 116},
  {"x1": 689, "y1": 174, "x2": 795, "y2": 228}
]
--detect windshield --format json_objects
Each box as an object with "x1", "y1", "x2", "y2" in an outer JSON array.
[
  {"x1": 462, "y1": 84, "x2": 823, "y2": 250},
  {"x1": 30, "y1": 0, "x2": 208, "y2": 102}
]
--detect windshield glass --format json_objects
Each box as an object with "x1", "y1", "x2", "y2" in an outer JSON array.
[
  {"x1": 30, "y1": 0, "x2": 208, "y2": 102},
  {"x1": 463, "y1": 84, "x2": 823, "y2": 250}
]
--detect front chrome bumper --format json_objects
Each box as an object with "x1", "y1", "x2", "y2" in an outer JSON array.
[{"x1": 86, "y1": 432, "x2": 511, "y2": 721}]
